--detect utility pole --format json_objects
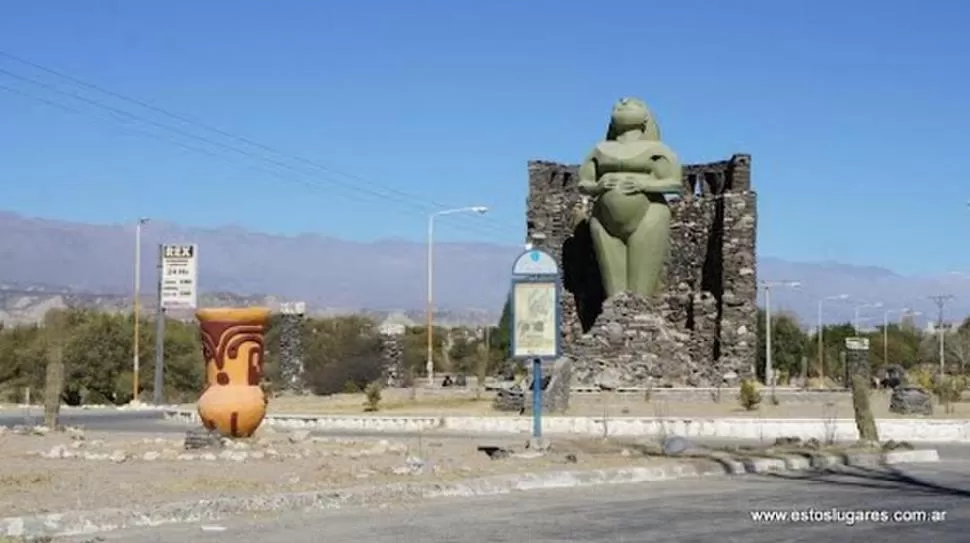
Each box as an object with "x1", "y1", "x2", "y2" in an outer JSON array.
[
  {"x1": 153, "y1": 244, "x2": 166, "y2": 405},
  {"x1": 132, "y1": 217, "x2": 150, "y2": 403},
  {"x1": 759, "y1": 280, "x2": 801, "y2": 386},
  {"x1": 929, "y1": 294, "x2": 955, "y2": 379},
  {"x1": 817, "y1": 294, "x2": 849, "y2": 388}
]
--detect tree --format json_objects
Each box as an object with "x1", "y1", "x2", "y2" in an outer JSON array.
[
  {"x1": 302, "y1": 316, "x2": 385, "y2": 395},
  {"x1": 400, "y1": 325, "x2": 447, "y2": 377},
  {"x1": 869, "y1": 323, "x2": 923, "y2": 371},
  {"x1": 806, "y1": 322, "x2": 856, "y2": 385},
  {"x1": 448, "y1": 331, "x2": 480, "y2": 375},
  {"x1": 492, "y1": 296, "x2": 511, "y2": 356},
  {"x1": 756, "y1": 309, "x2": 808, "y2": 383},
  {"x1": 0, "y1": 323, "x2": 47, "y2": 402}
]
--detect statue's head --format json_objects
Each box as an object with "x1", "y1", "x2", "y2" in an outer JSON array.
[{"x1": 606, "y1": 97, "x2": 660, "y2": 141}]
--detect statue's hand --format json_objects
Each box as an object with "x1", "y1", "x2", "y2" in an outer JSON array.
[
  {"x1": 618, "y1": 178, "x2": 643, "y2": 195},
  {"x1": 577, "y1": 180, "x2": 599, "y2": 195},
  {"x1": 598, "y1": 177, "x2": 620, "y2": 191}
]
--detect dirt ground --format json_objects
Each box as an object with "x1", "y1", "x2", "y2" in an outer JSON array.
[
  {"x1": 185, "y1": 388, "x2": 970, "y2": 419},
  {"x1": 0, "y1": 426, "x2": 697, "y2": 518}
]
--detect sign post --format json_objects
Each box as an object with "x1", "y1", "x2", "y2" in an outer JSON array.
[
  {"x1": 508, "y1": 249, "x2": 561, "y2": 448},
  {"x1": 155, "y1": 244, "x2": 198, "y2": 404}
]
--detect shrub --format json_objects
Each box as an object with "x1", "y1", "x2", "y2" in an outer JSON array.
[
  {"x1": 343, "y1": 381, "x2": 361, "y2": 394},
  {"x1": 739, "y1": 379, "x2": 762, "y2": 411},
  {"x1": 911, "y1": 367, "x2": 935, "y2": 391},
  {"x1": 305, "y1": 333, "x2": 384, "y2": 396},
  {"x1": 363, "y1": 381, "x2": 382, "y2": 412},
  {"x1": 933, "y1": 375, "x2": 967, "y2": 404}
]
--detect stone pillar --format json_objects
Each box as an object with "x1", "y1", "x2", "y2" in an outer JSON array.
[
  {"x1": 279, "y1": 302, "x2": 307, "y2": 393},
  {"x1": 718, "y1": 155, "x2": 758, "y2": 381},
  {"x1": 380, "y1": 331, "x2": 406, "y2": 387}
]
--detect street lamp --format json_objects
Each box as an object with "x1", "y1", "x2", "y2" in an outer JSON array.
[
  {"x1": 883, "y1": 308, "x2": 921, "y2": 366},
  {"x1": 426, "y1": 206, "x2": 489, "y2": 386},
  {"x1": 132, "y1": 217, "x2": 150, "y2": 403},
  {"x1": 817, "y1": 294, "x2": 849, "y2": 387},
  {"x1": 853, "y1": 302, "x2": 883, "y2": 332},
  {"x1": 760, "y1": 280, "x2": 801, "y2": 386}
]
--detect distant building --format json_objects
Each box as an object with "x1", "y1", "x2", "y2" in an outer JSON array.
[{"x1": 378, "y1": 312, "x2": 414, "y2": 336}]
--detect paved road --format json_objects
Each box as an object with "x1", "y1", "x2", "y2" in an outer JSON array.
[
  {"x1": 67, "y1": 460, "x2": 970, "y2": 542},
  {"x1": 0, "y1": 407, "x2": 186, "y2": 433}
]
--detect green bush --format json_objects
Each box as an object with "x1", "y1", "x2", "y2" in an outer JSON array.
[
  {"x1": 343, "y1": 381, "x2": 361, "y2": 394},
  {"x1": 363, "y1": 381, "x2": 383, "y2": 412},
  {"x1": 933, "y1": 375, "x2": 967, "y2": 403},
  {"x1": 739, "y1": 379, "x2": 762, "y2": 411}
]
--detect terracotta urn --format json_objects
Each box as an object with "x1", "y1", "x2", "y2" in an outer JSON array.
[{"x1": 195, "y1": 307, "x2": 270, "y2": 438}]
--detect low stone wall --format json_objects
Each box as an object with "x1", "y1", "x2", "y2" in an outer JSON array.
[
  {"x1": 568, "y1": 387, "x2": 852, "y2": 405},
  {"x1": 164, "y1": 410, "x2": 970, "y2": 443}
]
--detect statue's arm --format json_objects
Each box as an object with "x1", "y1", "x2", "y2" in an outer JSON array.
[
  {"x1": 639, "y1": 145, "x2": 684, "y2": 194},
  {"x1": 576, "y1": 152, "x2": 601, "y2": 195}
]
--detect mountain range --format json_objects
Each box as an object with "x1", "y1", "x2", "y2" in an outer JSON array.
[{"x1": 2, "y1": 209, "x2": 969, "y2": 329}]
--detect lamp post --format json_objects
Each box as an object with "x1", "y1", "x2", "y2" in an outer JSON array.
[
  {"x1": 426, "y1": 206, "x2": 489, "y2": 386},
  {"x1": 817, "y1": 294, "x2": 849, "y2": 387},
  {"x1": 882, "y1": 308, "x2": 921, "y2": 367},
  {"x1": 853, "y1": 302, "x2": 883, "y2": 332},
  {"x1": 132, "y1": 217, "x2": 150, "y2": 403},
  {"x1": 760, "y1": 280, "x2": 801, "y2": 386}
]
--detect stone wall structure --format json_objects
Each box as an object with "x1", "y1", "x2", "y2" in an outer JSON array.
[
  {"x1": 525, "y1": 154, "x2": 757, "y2": 387},
  {"x1": 379, "y1": 332, "x2": 406, "y2": 387},
  {"x1": 278, "y1": 302, "x2": 307, "y2": 393}
]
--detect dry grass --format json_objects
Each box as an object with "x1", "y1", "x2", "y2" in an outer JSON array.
[{"x1": 172, "y1": 388, "x2": 970, "y2": 419}]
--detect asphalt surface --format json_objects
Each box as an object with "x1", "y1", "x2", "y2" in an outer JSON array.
[
  {"x1": 0, "y1": 407, "x2": 183, "y2": 433},
  {"x1": 66, "y1": 460, "x2": 970, "y2": 542}
]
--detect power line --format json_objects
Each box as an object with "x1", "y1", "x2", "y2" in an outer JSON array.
[
  {"x1": 0, "y1": 49, "x2": 445, "y2": 207},
  {"x1": 0, "y1": 81, "x2": 479, "y2": 232},
  {"x1": 0, "y1": 80, "x2": 507, "y2": 243},
  {"x1": 0, "y1": 53, "x2": 519, "y2": 239}
]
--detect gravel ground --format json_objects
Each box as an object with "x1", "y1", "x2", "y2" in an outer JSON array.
[{"x1": 0, "y1": 426, "x2": 695, "y2": 518}]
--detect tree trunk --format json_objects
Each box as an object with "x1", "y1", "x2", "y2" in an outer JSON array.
[
  {"x1": 43, "y1": 343, "x2": 65, "y2": 430},
  {"x1": 42, "y1": 309, "x2": 68, "y2": 430},
  {"x1": 847, "y1": 346, "x2": 879, "y2": 442}
]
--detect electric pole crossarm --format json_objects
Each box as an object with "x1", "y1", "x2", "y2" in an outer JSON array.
[{"x1": 929, "y1": 294, "x2": 955, "y2": 379}]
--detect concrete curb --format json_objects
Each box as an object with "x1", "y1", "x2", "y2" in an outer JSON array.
[
  {"x1": 164, "y1": 409, "x2": 970, "y2": 443},
  {"x1": 0, "y1": 448, "x2": 939, "y2": 539}
]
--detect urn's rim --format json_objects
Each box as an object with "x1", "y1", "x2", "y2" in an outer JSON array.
[{"x1": 195, "y1": 307, "x2": 272, "y2": 322}]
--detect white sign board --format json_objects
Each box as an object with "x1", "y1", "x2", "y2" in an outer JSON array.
[
  {"x1": 845, "y1": 337, "x2": 870, "y2": 351},
  {"x1": 511, "y1": 249, "x2": 559, "y2": 276},
  {"x1": 160, "y1": 244, "x2": 198, "y2": 309}
]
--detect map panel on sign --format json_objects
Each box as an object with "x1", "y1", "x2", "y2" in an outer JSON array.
[{"x1": 511, "y1": 281, "x2": 558, "y2": 358}]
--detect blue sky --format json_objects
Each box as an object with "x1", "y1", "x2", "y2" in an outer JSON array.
[{"x1": 0, "y1": 0, "x2": 967, "y2": 276}]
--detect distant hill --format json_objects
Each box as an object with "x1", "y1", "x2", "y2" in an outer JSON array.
[{"x1": 2, "y1": 210, "x2": 969, "y2": 329}]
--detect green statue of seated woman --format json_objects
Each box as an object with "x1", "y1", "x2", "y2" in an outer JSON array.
[{"x1": 577, "y1": 97, "x2": 684, "y2": 299}]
